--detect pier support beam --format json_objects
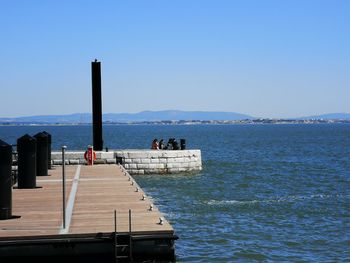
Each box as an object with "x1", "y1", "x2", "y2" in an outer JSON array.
[{"x1": 91, "y1": 59, "x2": 103, "y2": 151}]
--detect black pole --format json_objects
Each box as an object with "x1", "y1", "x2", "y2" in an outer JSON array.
[
  {"x1": 34, "y1": 132, "x2": 48, "y2": 176},
  {"x1": 42, "y1": 131, "x2": 52, "y2": 169},
  {"x1": 0, "y1": 139, "x2": 12, "y2": 220},
  {"x1": 91, "y1": 59, "x2": 103, "y2": 151},
  {"x1": 17, "y1": 134, "x2": 37, "y2": 189}
]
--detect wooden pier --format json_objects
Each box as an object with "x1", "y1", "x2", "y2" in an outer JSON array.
[{"x1": 0, "y1": 164, "x2": 177, "y2": 262}]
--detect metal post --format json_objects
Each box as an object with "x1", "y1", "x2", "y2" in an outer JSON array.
[
  {"x1": 129, "y1": 209, "x2": 133, "y2": 262},
  {"x1": 114, "y1": 210, "x2": 117, "y2": 262},
  {"x1": 62, "y1": 146, "x2": 67, "y2": 229}
]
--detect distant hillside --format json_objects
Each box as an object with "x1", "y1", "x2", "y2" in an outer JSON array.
[
  {"x1": 0, "y1": 110, "x2": 253, "y2": 123},
  {"x1": 0, "y1": 113, "x2": 91, "y2": 123},
  {"x1": 104, "y1": 110, "x2": 253, "y2": 122},
  {"x1": 301, "y1": 113, "x2": 350, "y2": 120}
]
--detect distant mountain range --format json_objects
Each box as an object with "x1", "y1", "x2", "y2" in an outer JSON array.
[
  {"x1": 104, "y1": 110, "x2": 253, "y2": 122},
  {"x1": 0, "y1": 110, "x2": 253, "y2": 123},
  {"x1": 0, "y1": 111, "x2": 350, "y2": 124}
]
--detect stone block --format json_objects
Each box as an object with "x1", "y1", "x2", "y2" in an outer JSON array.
[
  {"x1": 161, "y1": 151, "x2": 178, "y2": 158},
  {"x1": 65, "y1": 152, "x2": 85, "y2": 159},
  {"x1": 115, "y1": 151, "x2": 129, "y2": 158},
  {"x1": 168, "y1": 168, "x2": 180, "y2": 173},
  {"x1": 128, "y1": 151, "x2": 149, "y2": 159},
  {"x1": 106, "y1": 158, "x2": 117, "y2": 164},
  {"x1": 132, "y1": 158, "x2": 142, "y2": 164},
  {"x1": 124, "y1": 158, "x2": 132, "y2": 163},
  {"x1": 52, "y1": 159, "x2": 66, "y2": 165},
  {"x1": 127, "y1": 169, "x2": 136, "y2": 174},
  {"x1": 177, "y1": 162, "x2": 189, "y2": 168},
  {"x1": 150, "y1": 151, "x2": 163, "y2": 157},
  {"x1": 141, "y1": 158, "x2": 151, "y2": 164},
  {"x1": 149, "y1": 163, "x2": 165, "y2": 169},
  {"x1": 94, "y1": 159, "x2": 106, "y2": 164},
  {"x1": 129, "y1": 169, "x2": 144, "y2": 175},
  {"x1": 53, "y1": 159, "x2": 62, "y2": 165},
  {"x1": 166, "y1": 163, "x2": 174, "y2": 168},
  {"x1": 145, "y1": 169, "x2": 167, "y2": 174},
  {"x1": 150, "y1": 158, "x2": 160, "y2": 163},
  {"x1": 69, "y1": 159, "x2": 79, "y2": 165},
  {"x1": 51, "y1": 152, "x2": 61, "y2": 159},
  {"x1": 158, "y1": 158, "x2": 168, "y2": 164},
  {"x1": 172, "y1": 163, "x2": 183, "y2": 168},
  {"x1": 137, "y1": 164, "x2": 150, "y2": 169},
  {"x1": 100, "y1": 152, "x2": 114, "y2": 159},
  {"x1": 187, "y1": 163, "x2": 198, "y2": 168},
  {"x1": 122, "y1": 152, "x2": 130, "y2": 158},
  {"x1": 174, "y1": 157, "x2": 185, "y2": 163}
]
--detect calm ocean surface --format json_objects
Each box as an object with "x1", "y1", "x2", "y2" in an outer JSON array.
[{"x1": 1, "y1": 124, "x2": 350, "y2": 262}]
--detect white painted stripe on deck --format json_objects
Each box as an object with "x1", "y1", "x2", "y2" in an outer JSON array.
[{"x1": 59, "y1": 165, "x2": 81, "y2": 234}]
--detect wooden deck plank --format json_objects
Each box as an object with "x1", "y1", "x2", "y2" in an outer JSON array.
[{"x1": 0, "y1": 164, "x2": 173, "y2": 239}]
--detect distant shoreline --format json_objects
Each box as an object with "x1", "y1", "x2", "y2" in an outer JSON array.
[{"x1": 1, "y1": 119, "x2": 350, "y2": 126}]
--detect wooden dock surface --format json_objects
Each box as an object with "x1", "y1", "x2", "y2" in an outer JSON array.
[{"x1": 0, "y1": 164, "x2": 173, "y2": 239}]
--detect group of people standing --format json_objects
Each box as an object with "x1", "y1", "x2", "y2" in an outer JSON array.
[{"x1": 151, "y1": 138, "x2": 184, "y2": 150}]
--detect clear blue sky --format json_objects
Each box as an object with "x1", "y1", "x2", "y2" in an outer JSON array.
[{"x1": 1, "y1": 0, "x2": 349, "y2": 118}]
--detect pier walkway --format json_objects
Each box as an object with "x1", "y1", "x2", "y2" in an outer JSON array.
[{"x1": 0, "y1": 165, "x2": 176, "y2": 261}]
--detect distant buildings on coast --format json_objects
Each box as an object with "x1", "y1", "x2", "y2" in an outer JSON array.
[
  {"x1": 1, "y1": 118, "x2": 350, "y2": 126},
  {"x1": 109, "y1": 118, "x2": 350, "y2": 125}
]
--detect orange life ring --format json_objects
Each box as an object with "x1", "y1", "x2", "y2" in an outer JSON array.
[{"x1": 84, "y1": 150, "x2": 97, "y2": 161}]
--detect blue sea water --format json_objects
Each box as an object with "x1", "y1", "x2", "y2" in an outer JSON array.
[{"x1": 1, "y1": 124, "x2": 350, "y2": 262}]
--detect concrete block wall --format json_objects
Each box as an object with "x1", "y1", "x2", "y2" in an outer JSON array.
[
  {"x1": 115, "y1": 150, "x2": 202, "y2": 175},
  {"x1": 50, "y1": 149, "x2": 202, "y2": 175},
  {"x1": 50, "y1": 151, "x2": 116, "y2": 165}
]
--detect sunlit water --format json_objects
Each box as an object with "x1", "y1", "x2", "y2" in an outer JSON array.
[{"x1": 1, "y1": 124, "x2": 350, "y2": 262}]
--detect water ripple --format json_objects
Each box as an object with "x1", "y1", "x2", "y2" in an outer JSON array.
[{"x1": 207, "y1": 194, "x2": 350, "y2": 206}]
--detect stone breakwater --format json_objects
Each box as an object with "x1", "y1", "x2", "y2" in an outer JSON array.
[
  {"x1": 51, "y1": 149, "x2": 202, "y2": 175},
  {"x1": 116, "y1": 149, "x2": 202, "y2": 175}
]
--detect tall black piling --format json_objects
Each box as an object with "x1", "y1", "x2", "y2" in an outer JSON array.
[
  {"x1": 17, "y1": 134, "x2": 37, "y2": 189},
  {"x1": 42, "y1": 131, "x2": 52, "y2": 169},
  {"x1": 34, "y1": 132, "x2": 48, "y2": 177},
  {"x1": 0, "y1": 139, "x2": 12, "y2": 220},
  {"x1": 91, "y1": 59, "x2": 103, "y2": 151}
]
